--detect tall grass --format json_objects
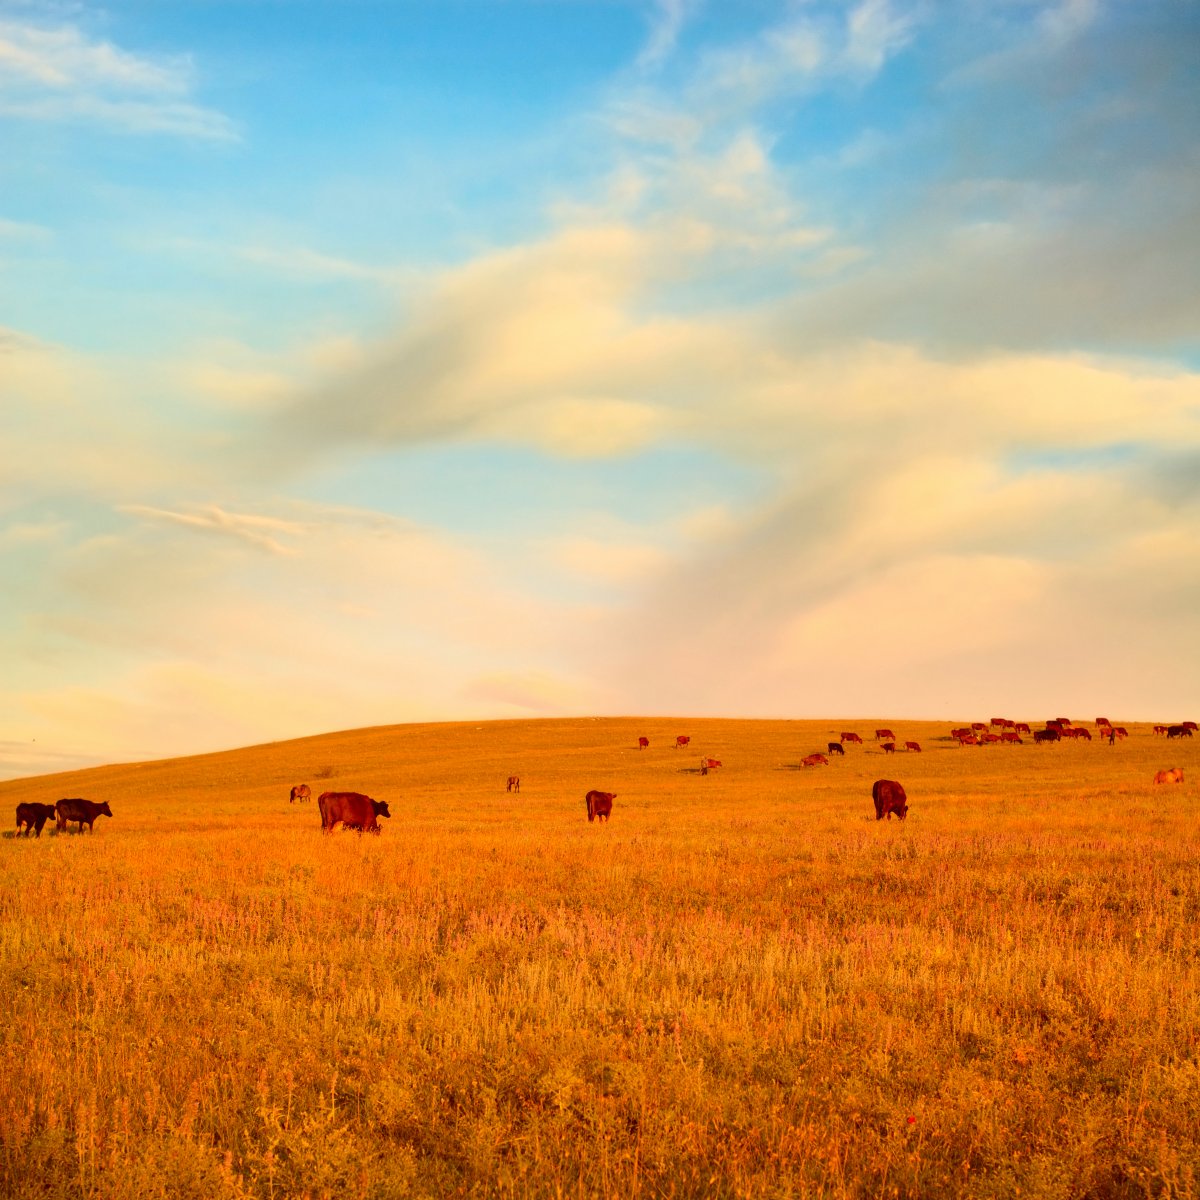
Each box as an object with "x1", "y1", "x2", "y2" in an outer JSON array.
[{"x1": 1, "y1": 717, "x2": 1197, "y2": 1198}]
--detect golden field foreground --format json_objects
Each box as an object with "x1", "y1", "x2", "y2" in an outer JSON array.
[{"x1": 1, "y1": 716, "x2": 1198, "y2": 1200}]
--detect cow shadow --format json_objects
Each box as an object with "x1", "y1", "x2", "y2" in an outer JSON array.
[{"x1": 677, "y1": 766, "x2": 706, "y2": 775}]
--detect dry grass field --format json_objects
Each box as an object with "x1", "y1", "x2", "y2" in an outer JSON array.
[{"x1": 1, "y1": 716, "x2": 1198, "y2": 1200}]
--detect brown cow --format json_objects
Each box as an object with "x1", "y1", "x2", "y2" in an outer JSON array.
[
  {"x1": 881, "y1": 742, "x2": 896, "y2": 754},
  {"x1": 16, "y1": 802, "x2": 57, "y2": 838},
  {"x1": 1153, "y1": 725, "x2": 1168, "y2": 736},
  {"x1": 1154, "y1": 768, "x2": 1184, "y2": 785},
  {"x1": 905, "y1": 741, "x2": 921, "y2": 753},
  {"x1": 1113, "y1": 727, "x2": 1129, "y2": 739},
  {"x1": 637, "y1": 736, "x2": 650, "y2": 750},
  {"x1": 872, "y1": 779, "x2": 908, "y2": 821},
  {"x1": 1000, "y1": 731, "x2": 1023, "y2": 744},
  {"x1": 1184, "y1": 722, "x2": 1199, "y2": 732},
  {"x1": 875, "y1": 729, "x2": 896, "y2": 741},
  {"x1": 1015, "y1": 723, "x2": 1031, "y2": 734},
  {"x1": 827, "y1": 742, "x2": 845, "y2": 755},
  {"x1": 506, "y1": 776, "x2": 520, "y2": 792},
  {"x1": 289, "y1": 784, "x2": 311, "y2": 804},
  {"x1": 840, "y1": 732, "x2": 863, "y2": 744},
  {"x1": 55, "y1": 798, "x2": 112, "y2": 833},
  {"x1": 318, "y1": 792, "x2": 389, "y2": 833},
  {"x1": 585, "y1": 790, "x2": 615, "y2": 822},
  {"x1": 801, "y1": 753, "x2": 828, "y2": 767},
  {"x1": 703, "y1": 758, "x2": 722, "y2": 770},
  {"x1": 1033, "y1": 729, "x2": 1060, "y2": 744},
  {"x1": 1096, "y1": 717, "x2": 1112, "y2": 728},
  {"x1": 674, "y1": 735, "x2": 690, "y2": 749},
  {"x1": 957, "y1": 734, "x2": 979, "y2": 746},
  {"x1": 970, "y1": 722, "x2": 987, "y2": 732},
  {"x1": 1167, "y1": 726, "x2": 1192, "y2": 739},
  {"x1": 989, "y1": 717, "x2": 1009, "y2": 728},
  {"x1": 981, "y1": 733, "x2": 1001, "y2": 744}
]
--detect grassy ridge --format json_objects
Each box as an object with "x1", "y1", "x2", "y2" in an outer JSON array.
[{"x1": 1, "y1": 717, "x2": 1198, "y2": 1199}]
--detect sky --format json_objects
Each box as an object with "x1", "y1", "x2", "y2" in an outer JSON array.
[{"x1": 1, "y1": 0, "x2": 1198, "y2": 778}]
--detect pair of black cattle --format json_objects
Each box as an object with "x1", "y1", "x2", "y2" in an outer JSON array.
[{"x1": 15, "y1": 798, "x2": 112, "y2": 837}]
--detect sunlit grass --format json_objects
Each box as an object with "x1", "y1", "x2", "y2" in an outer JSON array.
[{"x1": 2, "y1": 717, "x2": 1197, "y2": 1198}]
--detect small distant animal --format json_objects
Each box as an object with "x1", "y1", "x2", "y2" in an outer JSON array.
[
  {"x1": 675, "y1": 735, "x2": 691, "y2": 749},
  {"x1": 55, "y1": 798, "x2": 112, "y2": 833},
  {"x1": 506, "y1": 776, "x2": 520, "y2": 793},
  {"x1": 1167, "y1": 725, "x2": 1192, "y2": 739},
  {"x1": 827, "y1": 742, "x2": 845, "y2": 755},
  {"x1": 872, "y1": 780, "x2": 908, "y2": 821},
  {"x1": 289, "y1": 784, "x2": 311, "y2": 804},
  {"x1": 16, "y1": 802, "x2": 57, "y2": 838},
  {"x1": 1154, "y1": 768, "x2": 1184, "y2": 785},
  {"x1": 318, "y1": 792, "x2": 389, "y2": 834},
  {"x1": 585, "y1": 790, "x2": 615, "y2": 822},
  {"x1": 1015, "y1": 723, "x2": 1031, "y2": 734},
  {"x1": 637, "y1": 737, "x2": 650, "y2": 750},
  {"x1": 840, "y1": 732, "x2": 863, "y2": 744},
  {"x1": 801, "y1": 753, "x2": 828, "y2": 768},
  {"x1": 703, "y1": 758, "x2": 722, "y2": 770},
  {"x1": 882, "y1": 742, "x2": 896, "y2": 754},
  {"x1": 876, "y1": 729, "x2": 896, "y2": 741},
  {"x1": 905, "y1": 741, "x2": 921, "y2": 753},
  {"x1": 1033, "y1": 729, "x2": 1060, "y2": 744},
  {"x1": 1153, "y1": 725, "x2": 1168, "y2": 736}
]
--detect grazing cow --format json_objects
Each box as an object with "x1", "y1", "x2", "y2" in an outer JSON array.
[
  {"x1": 905, "y1": 741, "x2": 922, "y2": 753},
  {"x1": 840, "y1": 732, "x2": 863, "y2": 744},
  {"x1": 289, "y1": 784, "x2": 311, "y2": 804},
  {"x1": 981, "y1": 733, "x2": 1001, "y2": 744},
  {"x1": 1015, "y1": 723, "x2": 1031, "y2": 734},
  {"x1": 1047, "y1": 720, "x2": 1067, "y2": 732},
  {"x1": 55, "y1": 798, "x2": 112, "y2": 833},
  {"x1": 701, "y1": 758, "x2": 722, "y2": 771},
  {"x1": 675, "y1": 736, "x2": 691, "y2": 749},
  {"x1": 951, "y1": 728, "x2": 971, "y2": 739},
  {"x1": 872, "y1": 779, "x2": 908, "y2": 821},
  {"x1": 875, "y1": 729, "x2": 896, "y2": 742},
  {"x1": 637, "y1": 737, "x2": 650, "y2": 750},
  {"x1": 16, "y1": 802, "x2": 57, "y2": 838},
  {"x1": 1167, "y1": 725, "x2": 1192, "y2": 739},
  {"x1": 989, "y1": 717, "x2": 1008, "y2": 728},
  {"x1": 801, "y1": 753, "x2": 828, "y2": 767},
  {"x1": 1033, "y1": 729, "x2": 1061, "y2": 744},
  {"x1": 1184, "y1": 722, "x2": 1199, "y2": 732},
  {"x1": 506, "y1": 776, "x2": 520, "y2": 793},
  {"x1": 970, "y1": 722, "x2": 987, "y2": 733},
  {"x1": 318, "y1": 791, "x2": 388, "y2": 834},
  {"x1": 957, "y1": 734, "x2": 979, "y2": 746},
  {"x1": 828, "y1": 742, "x2": 845, "y2": 756},
  {"x1": 585, "y1": 790, "x2": 615, "y2": 822},
  {"x1": 1000, "y1": 731, "x2": 1023, "y2": 744},
  {"x1": 1154, "y1": 768, "x2": 1184, "y2": 785},
  {"x1": 1096, "y1": 717, "x2": 1111, "y2": 728},
  {"x1": 1076, "y1": 728, "x2": 1092, "y2": 741},
  {"x1": 1153, "y1": 725, "x2": 1168, "y2": 736},
  {"x1": 1113, "y1": 727, "x2": 1129, "y2": 740},
  {"x1": 1055, "y1": 717, "x2": 1071, "y2": 726},
  {"x1": 882, "y1": 742, "x2": 896, "y2": 755}
]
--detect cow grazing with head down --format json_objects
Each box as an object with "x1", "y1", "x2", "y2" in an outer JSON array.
[
  {"x1": 905, "y1": 741, "x2": 921, "y2": 753},
  {"x1": 318, "y1": 792, "x2": 389, "y2": 834},
  {"x1": 55, "y1": 798, "x2": 112, "y2": 833},
  {"x1": 872, "y1": 780, "x2": 908, "y2": 821},
  {"x1": 801, "y1": 753, "x2": 828, "y2": 767},
  {"x1": 1015, "y1": 723, "x2": 1031, "y2": 734},
  {"x1": 828, "y1": 742, "x2": 845, "y2": 756},
  {"x1": 16, "y1": 802, "x2": 57, "y2": 837},
  {"x1": 840, "y1": 732, "x2": 863, "y2": 745},
  {"x1": 1154, "y1": 768, "x2": 1184, "y2": 785},
  {"x1": 1000, "y1": 731, "x2": 1023, "y2": 745},
  {"x1": 585, "y1": 791, "x2": 615, "y2": 822},
  {"x1": 703, "y1": 758, "x2": 722, "y2": 770},
  {"x1": 957, "y1": 734, "x2": 979, "y2": 746},
  {"x1": 876, "y1": 729, "x2": 896, "y2": 742},
  {"x1": 290, "y1": 784, "x2": 311, "y2": 804},
  {"x1": 1033, "y1": 729, "x2": 1060, "y2": 745},
  {"x1": 881, "y1": 742, "x2": 896, "y2": 755},
  {"x1": 1167, "y1": 726, "x2": 1192, "y2": 739},
  {"x1": 637, "y1": 737, "x2": 650, "y2": 750}
]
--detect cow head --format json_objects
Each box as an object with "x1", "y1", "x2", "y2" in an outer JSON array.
[
  {"x1": 372, "y1": 800, "x2": 391, "y2": 819},
  {"x1": 99, "y1": 802, "x2": 113, "y2": 818}
]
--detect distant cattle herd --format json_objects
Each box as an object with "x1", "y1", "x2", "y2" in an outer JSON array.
[{"x1": 11, "y1": 716, "x2": 1194, "y2": 840}]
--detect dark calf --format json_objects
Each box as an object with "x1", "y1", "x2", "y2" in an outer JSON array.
[{"x1": 16, "y1": 803, "x2": 57, "y2": 838}]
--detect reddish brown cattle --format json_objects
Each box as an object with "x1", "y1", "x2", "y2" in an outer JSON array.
[
  {"x1": 801, "y1": 753, "x2": 828, "y2": 767},
  {"x1": 881, "y1": 742, "x2": 896, "y2": 754},
  {"x1": 1076, "y1": 728, "x2": 1092, "y2": 741},
  {"x1": 989, "y1": 717, "x2": 1009, "y2": 728},
  {"x1": 585, "y1": 790, "x2": 615, "y2": 822},
  {"x1": 1167, "y1": 725, "x2": 1192, "y2": 739},
  {"x1": 957, "y1": 734, "x2": 979, "y2": 746},
  {"x1": 1033, "y1": 729, "x2": 1060, "y2": 744},
  {"x1": 1015, "y1": 723, "x2": 1031, "y2": 734},
  {"x1": 1055, "y1": 717, "x2": 1071, "y2": 726},
  {"x1": 1000, "y1": 731, "x2": 1023, "y2": 744},
  {"x1": 1047, "y1": 720, "x2": 1067, "y2": 732},
  {"x1": 1113, "y1": 727, "x2": 1129, "y2": 740},
  {"x1": 1184, "y1": 722, "x2": 1199, "y2": 732},
  {"x1": 981, "y1": 733, "x2": 1001, "y2": 744},
  {"x1": 289, "y1": 784, "x2": 311, "y2": 804},
  {"x1": 875, "y1": 729, "x2": 896, "y2": 742},
  {"x1": 1154, "y1": 768, "x2": 1184, "y2": 785},
  {"x1": 872, "y1": 779, "x2": 908, "y2": 821},
  {"x1": 55, "y1": 798, "x2": 112, "y2": 833},
  {"x1": 1096, "y1": 717, "x2": 1111, "y2": 728},
  {"x1": 970, "y1": 722, "x2": 987, "y2": 733},
  {"x1": 637, "y1": 736, "x2": 650, "y2": 750},
  {"x1": 904, "y1": 741, "x2": 921, "y2": 752},
  {"x1": 16, "y1": 802, "x2": 57, "y2": 837},
  {"x1": 840, "y1": 732, "x2": 863, "y2": 744},
  {"x1": 506, "y1": 776, "x2": 520, "y2": 793},
  {"x1": 704, "y1": 758, "x2": 722, "y2": 770},
  {"x1": 951, "y1": 727, "x2": 971, "y2": 739},
  {"x1": 1153, "y1": 725, "x2": 1168, "y2": 736},
  {"x1": 318, "y1": 792, "x2": 389, "y2": 833},
  {"x1": 674, "y1": 735, "x2": 691, "y2": 749},
  {"x1": 828, "y1": 742, "x2": 845, "y2": 756}
]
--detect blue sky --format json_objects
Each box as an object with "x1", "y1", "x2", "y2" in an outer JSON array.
[{"x1": 2, "y1": 0, "x2": 1197, "y2": 777}]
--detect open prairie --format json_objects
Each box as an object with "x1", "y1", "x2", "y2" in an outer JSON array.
[{"x1": 1, "y1": 717, "x2": 1198, "y2": 1199}]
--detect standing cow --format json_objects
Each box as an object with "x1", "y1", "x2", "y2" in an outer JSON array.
[
  {"x1": 585, "y1": 790, "x2": 615, "y2": 822},
  {"x1": 674, "y1": 736, "x2": 691, "y2": 749},
  {"x1": 506, "y1": 776, "x2": 520, "y2": 793},
  {"x1": 840, "y1": 732, "x2": 863, "y2": 745},
  {"x1": 801, "y1": 753, "x2": 828, "y2": 768},
  {"x1": 16, "y1": 802, "x2": 57, "y2": 838},
  {"x1": 881, "y1": 742, "x2": 896, "y2": 755},
  {"x1": 55, "y1": 798, "x2": 112, "y2": 833},
  {"x1": 318, "y1": 792, "x2": 389, "y2": 833},
  {"x1": 637, "y1": 737, "x2": 650, "y2": 750},
  {"x1": 872, "y1": 780, "x2": 908, "y2": 821},
  {"x1": 905, "y1": 741, "x2": 922, "y2": 753},
  {"x1": 290, "y1": 784, "x2": 311, "y2": 804},
  {"x1": 827, "y1": 742, "x2": 845, "y2": 756},
  {"x1": 876, "y1": 729, "x2": 896, "y2": 742}
]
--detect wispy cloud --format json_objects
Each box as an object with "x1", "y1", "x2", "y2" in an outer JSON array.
[{"x1": 0, "y1": 18, "x2": 236, "y2": 139}]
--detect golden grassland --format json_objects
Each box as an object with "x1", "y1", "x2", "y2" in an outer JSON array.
[{"x1": 1, "y1": 716, "x2": 1198, "y2": 1200}]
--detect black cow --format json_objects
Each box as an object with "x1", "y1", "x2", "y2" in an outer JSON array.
[
  {"x1": 1167, "y1": 725, "x2": 1192, "y2": 739},
  {"x1": 872, "y1": 780, "x2": 908, "y2": 821},
  {"x1": 16, "y1": 802, "x2": 57, "y2": 838},
  {"x1": 55, "y1": 798, "x2": 112, "y2": 833},
  {"x1": 827, "y1": 742, "x2": 845, "y2": 756}
]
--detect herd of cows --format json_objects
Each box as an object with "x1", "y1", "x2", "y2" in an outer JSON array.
[{"x1": 11, "y1": 718, "x2": 1193, "y2": 839}]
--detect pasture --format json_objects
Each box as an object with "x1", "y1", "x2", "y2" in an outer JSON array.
[{"x1": 1, "y1": 716, "x2": 1198, "y2": 1199}]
